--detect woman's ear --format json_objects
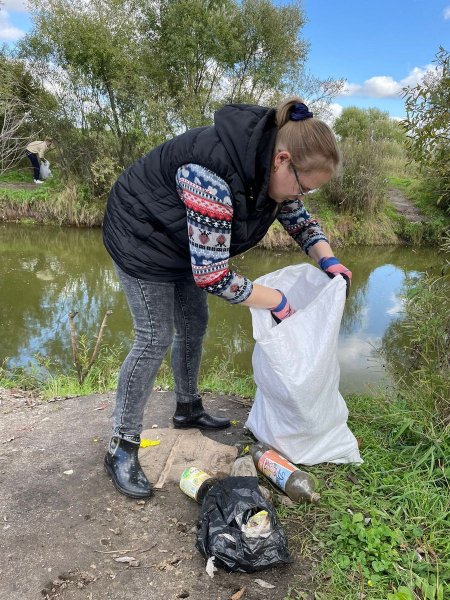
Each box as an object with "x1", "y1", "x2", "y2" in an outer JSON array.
[{"x1": 273, "y1": 150, "x2": 292, "y2": 169}]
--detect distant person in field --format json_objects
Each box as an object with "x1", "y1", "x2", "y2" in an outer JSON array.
[{"x1": 25, "y1": 137, "x2": 55, "y2": 184}]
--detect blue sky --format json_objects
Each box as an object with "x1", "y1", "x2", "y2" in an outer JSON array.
[
  {"x1": 1, "y1": 0, "x2": 449, "y2": 120},
  {"x1": 303, "y1": 0, "x2": 449, "y2": 118}
]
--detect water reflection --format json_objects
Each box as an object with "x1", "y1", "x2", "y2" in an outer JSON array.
[{"x1": 0, "y1": 224, "x2": 439, "y2": 395}]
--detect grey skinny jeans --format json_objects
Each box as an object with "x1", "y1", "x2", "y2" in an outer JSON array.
[{"x1": 113, "y1": 264, "x2": 208, "y2": 440}]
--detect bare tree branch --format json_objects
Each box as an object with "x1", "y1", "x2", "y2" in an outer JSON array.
[{"x1": 0, "y1": 96, "x2": 35, "y2": 175}]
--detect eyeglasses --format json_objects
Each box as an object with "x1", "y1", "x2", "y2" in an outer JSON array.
[{"x1": 291, "y1": 163, "x2": 317, "y2": 197}]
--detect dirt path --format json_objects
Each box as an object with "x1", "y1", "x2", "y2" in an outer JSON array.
[
  {"x1": 0, "y1": 182, "x2": 38, "y2": 190},
  {"x1": 0, "y1": 389, "x2": 313, "y2": 600},
  {"x1": 387, "y1": 187, "x2": 426, "y2": 223}
]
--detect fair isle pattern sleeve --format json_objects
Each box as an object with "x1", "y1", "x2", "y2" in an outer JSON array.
[
  {"x1": 175, "y1": 164, "x2": 253, "y2": 304},
  {"x1": 277, "y1": 198, "x2": 329, "y2": 255}
]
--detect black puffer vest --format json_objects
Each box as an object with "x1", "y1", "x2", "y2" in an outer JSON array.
[{"x1": 103, "y1": 104, "x2": 280, "y2": 280}]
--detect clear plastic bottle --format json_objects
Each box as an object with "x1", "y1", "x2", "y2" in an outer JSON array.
[{"x1": 249, "y1": 443, "x2": 320, "y2": 503}]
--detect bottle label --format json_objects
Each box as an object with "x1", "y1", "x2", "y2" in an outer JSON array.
[
  {"x1": 180, "y1": 467, "x2": 211, "y2": 500},
  {"x1": 258, "y1": 450, "x2": 297, "y2": 492}
]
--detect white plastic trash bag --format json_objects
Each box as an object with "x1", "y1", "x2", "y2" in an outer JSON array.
[
  {"x1": 245, "y1": 263, "x2": 362, "y2": 465},
  {"x1": 40, "y1": 160, "x2": 52, "y2": 180}
]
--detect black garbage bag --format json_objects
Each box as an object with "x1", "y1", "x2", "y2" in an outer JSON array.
[{"x1": 196, "y1": 476, "x2": 292, "y2": 573}]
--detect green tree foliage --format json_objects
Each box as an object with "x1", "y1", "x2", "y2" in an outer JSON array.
[
  {"x1": 331, "y1": 106, "x2": 410, "y2": 210},
  {"x1": 17, "y1": 0, "x2": 315, "y2": 184},
  {"x1": 0, "y1": 49, "x2": 57, "y2": 173},
  {"x1": 334, "y1": 106, "x2": 405, "y2": 143},
  {"x1": 322, "y1": 138, "x2": 387, "y2": 216},
  {"x1": 145, "y1": 0, "x2": 308, "y2": 129},
  {"x1": 10, "y1": 0, "x2": 344, "y2": 195},
  {"x1": 403, "y1": 47, "x2": 450, "y2": 211}
]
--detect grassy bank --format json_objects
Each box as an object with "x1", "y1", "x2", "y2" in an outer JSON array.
[
  {"x1": 0, "y1": 347, "x2": 256, "y2": 401},
  {"x1": 2, "y1": 169, "x2": 449, "y2": 246},
  {"x1": 286, "y1": 393, "x2": 449, "y2": 600},
  {"x1": 0, "y1": 169, "x2": 104, "y2": 227}
]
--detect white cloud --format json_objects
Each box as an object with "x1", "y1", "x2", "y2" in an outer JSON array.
[
  {"x1": 363, "y1": 76, "x2": 402, "y2": 98},
  {"x1": 341, "y1": 82, "x2": 361, "y2": 96},
  {"x1": 443, "y1": 6, "x2": 450, "y2": 19},
  {"x1": 386, "y1": 292, "x2": 404, "y2": 316},
  {"x1": 400, "y1": 64, "x2": 435, "y2": 87},
  {"x1": 1, "y1": 0, "x2": 29, "y2": 12},
  {"x1": 338, "y1": 64, "x2": 441, "y2": 98},
  {"x1": 0, "y1": 9, "x2": 26, "y2": 41},
  {"x1": 325, "y1": 102, "x2": 344, "y2": 125}
]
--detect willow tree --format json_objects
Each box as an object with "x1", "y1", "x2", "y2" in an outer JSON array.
[
  {"x1": 18, "y1": 0, "x2": 341, "y2": 179},
  {"x1": 403, "y1": 47, "x2": 450, "y2": 210}
]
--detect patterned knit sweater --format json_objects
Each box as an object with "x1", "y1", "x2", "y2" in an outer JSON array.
[{"x1": 176, "y1": 164, "x2": 328, "y2": 304}]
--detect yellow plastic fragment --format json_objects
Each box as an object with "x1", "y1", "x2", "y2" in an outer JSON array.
[{"x1": 140, "y1": 439, "x2": 160, "y2": 448}]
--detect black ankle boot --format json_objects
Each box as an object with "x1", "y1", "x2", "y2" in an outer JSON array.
[
  {"x1": 173, "y1": 397, "x2": 231, "y2": 430},
  {"x1": 104, "y1": 436, "x2": 154, "y2": 499}
]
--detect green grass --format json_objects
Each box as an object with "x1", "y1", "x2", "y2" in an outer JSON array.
[
  {"x1": 282, "y1": 248, "x2": 450, "y2": 600},
  {"x1": 0, "y1": 183, "x2": 52, "y2": 203},
  {"x1": 281, "y1": 394, "x2": 450, "y2": 600},
  {"x1": 0, "y1": 167, "x2": 60, "y2": 203},
  {"x1": 0, "y1": 168, "x2": 32, "y2": 183},
  {"x1": 0, "y1": 344, "x2": 256, "y2": 401},
  {"x1": 0, "y1": 169, "x2": 104, "y2": 226}
]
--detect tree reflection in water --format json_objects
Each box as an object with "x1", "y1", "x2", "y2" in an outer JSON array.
[{"x1": 0, "y1": 223, "x2": 439, "y2": 396}]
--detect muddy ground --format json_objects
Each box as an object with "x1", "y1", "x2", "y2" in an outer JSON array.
[{"x1": 0, "y1": 389, "x2": 315, "y2": 600}]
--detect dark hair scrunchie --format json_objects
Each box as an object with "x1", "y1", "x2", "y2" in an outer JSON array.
[{"x1": 289, "y1": 102, "x2": 313, "y2": 121}]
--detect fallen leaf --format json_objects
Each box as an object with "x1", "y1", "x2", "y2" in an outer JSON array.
[
  {"x1": 254, "y1": 579, "x2": 275, "y2": 589},
  {"x1": 231, "y1": 587, "x2": 246, "y2": 600},
  {"x1": 114, "y1": 556, "x2": 136, "y2": 563}
]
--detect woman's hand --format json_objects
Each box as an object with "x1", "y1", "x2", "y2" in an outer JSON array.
[
  {"x1": 271, "y1": 290, "x2": 295, "y2": 323},
  {"x1": 319, "y1": 256, "x2": 352, "y2": 296}
]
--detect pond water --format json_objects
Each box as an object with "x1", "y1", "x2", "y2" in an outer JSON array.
[{"x1": 0, "y1": 223, "x2": 439, "y2": 395}]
